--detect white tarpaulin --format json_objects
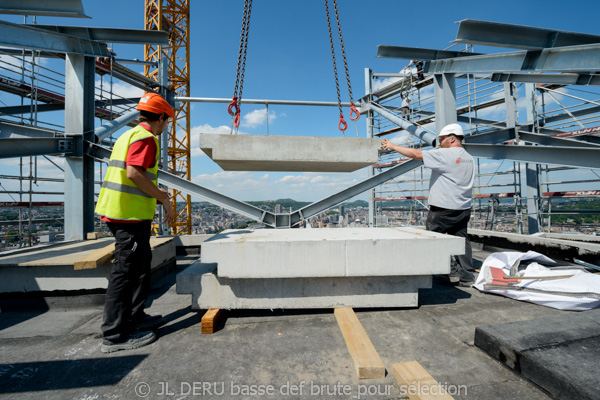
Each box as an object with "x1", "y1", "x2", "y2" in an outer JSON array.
[{"x1": 474, "y1": 251, "x2": 600, "y2": 311}]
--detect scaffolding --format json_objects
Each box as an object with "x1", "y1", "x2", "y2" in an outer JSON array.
[
  {"x1": 368, "y1": 55, "x2": 600, "y2": 234},
  {"x1": 144, "y1": 0, "x2": 192, "y2": 235}
]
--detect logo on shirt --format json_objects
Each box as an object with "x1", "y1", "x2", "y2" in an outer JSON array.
[
  {"x1": 456, "y1": 157, "x2": 473, "y2": 164},
  {"x1": 456, "y1": 158, "x2": 461, "y2": 164}
]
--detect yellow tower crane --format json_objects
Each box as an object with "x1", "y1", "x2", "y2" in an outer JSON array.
[{"x1": 144, "y1": 0, "x2": 192, "y2": 235}]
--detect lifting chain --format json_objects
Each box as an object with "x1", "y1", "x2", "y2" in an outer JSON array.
[
  {"x1": 325, "y1": 0, "x2": 358, "y2": 134},
  {"x1": 228, "y1": 0, "x2": 253, "y2": 130},
  {"x1": 324, "y1": 0, "x2": 345, "y2": 133},
  {"x1": 332, "y1": 0, "x2": 359, "y2": 122}
]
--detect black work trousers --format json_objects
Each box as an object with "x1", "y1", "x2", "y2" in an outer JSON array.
[
  {"x1": 102, "y1": 220, "x2": 152, "y2": 341},
  {"x1": 426, "y1": 205, "x2": 474, "y2": 282}
]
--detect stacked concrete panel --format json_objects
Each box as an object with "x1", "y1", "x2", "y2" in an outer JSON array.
[{"x1": 177, "y1": 228, "x2": 465, "y2": 309}]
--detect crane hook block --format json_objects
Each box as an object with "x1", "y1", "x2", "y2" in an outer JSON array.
[
  {"x1": 338, "y1": 114, "x2": 348, "y2": 132},
  {"x1": 227, "y1": 96, "x2": 239, "y2": 117},
  {"x1": 349, "y1": 102, "x2": 360, "y2": 121}
]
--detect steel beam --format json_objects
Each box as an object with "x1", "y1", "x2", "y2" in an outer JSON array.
[
  {"x1": 0, "y1": 20, "x2": 107, "y2": 57},
  {"x1": 518, "y1": 131, "x2": 600, "y2": 148},
  {"x1": 491, "y1": 72, "x2": 600, "y2": 86},
  {"x1": 0, "y1": 121, "x2": 59, "y2": 139},
  {"x1": 95, "y1": 110, "x2": 139, "y2": 142},
  {"x1": 427, "y1": 44, "x2": 600, "y2": 74},
  {"x1": 0, "y1": 98, "x2": 137, "y2": 116},
  {"x1": 0, "y1": 0, "x2": 89, "y2": 18},
  {"x1": 0, "y1": 138, "x2": 73, "y2": 158},
  {"x1": 541, "y1": 104, "x2": 600, "y2": 125},
  {"x1": 291, "y1": 159, "x2": 423, "y2": 226},
  {"x1": 377, "y1": 45, "x2": 482, "y2": 60},
  {"x1": 30, "y1": 25, "x2": 169, "y2": 45},
  {"x1": 367, "y1": 103, "x2": 436, "y2": 145},
  {"x1": 415, "y1": 109, "x2": 507, "y2": 128},
  {"x1": 0, "y1": 104, "x2": 65, "y2": 115},
  {"x1": 454, "y1": 19, "x2": 600, "y2": 50},
  {"x1": 463, "y1": 144, "x2": 600, "y2": 169},
  {"x1": 464, "y1": 128, "x2": 517, "y2": 144}
]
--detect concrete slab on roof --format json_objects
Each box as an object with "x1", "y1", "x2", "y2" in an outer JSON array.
[
  {"x1": 199, "y1": 133, "x2": 381, "y2": 172},
  {"x1": 0, "y1": 237, "x2": 175, "y2": 293},
  {"x1": 201, "y1": 227, "x2": 464, "y2": 279},
  {"x1": 176, "y1": 261, "x2": 431, "y2": 309}
]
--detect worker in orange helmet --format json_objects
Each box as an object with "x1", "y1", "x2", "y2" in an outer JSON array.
[{"x1": 95, "y1": 92, "x2": 176, "y2": 353}]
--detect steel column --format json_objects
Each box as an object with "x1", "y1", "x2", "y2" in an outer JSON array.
[
  {"x1": 365, "y1": 68, "x2": 375, "y2": 227},
  {"x1": 434, "y1": 73, "x2": 457, "y2": 139},
  {"x1": 523, "y1": 83, "x2": 541, "y2": 233},
  {"x1": 64, "y1": 54, "x2": 95, "y2": 240}
]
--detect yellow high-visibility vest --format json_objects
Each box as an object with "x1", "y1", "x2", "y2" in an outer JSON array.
[{"x1": 95, "y1": 125, "x2": 160, "y2": 221}]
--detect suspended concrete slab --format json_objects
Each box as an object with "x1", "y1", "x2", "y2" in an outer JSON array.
[{"x1": 199, "y1": 134, "x2": 381, "y2": 172}]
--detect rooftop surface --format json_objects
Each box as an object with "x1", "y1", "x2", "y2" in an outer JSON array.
[{"x1": 0, "y1": 247, "x2": 595, "y2": 399}]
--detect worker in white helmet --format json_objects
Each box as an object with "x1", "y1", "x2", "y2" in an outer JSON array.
[{"x1": 381, "y1": 123, "x2": 475, "y2": 286}]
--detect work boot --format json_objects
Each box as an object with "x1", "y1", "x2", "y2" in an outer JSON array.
[{"x1": 101, "y1": 331, "x2": 156, "y2": 353}]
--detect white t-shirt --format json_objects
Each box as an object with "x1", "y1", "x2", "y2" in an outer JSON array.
[{"x1": 422, "y1": 147, "x2": 474, "y2": 210}]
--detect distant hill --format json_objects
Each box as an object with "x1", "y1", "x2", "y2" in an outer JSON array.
[{"x1": 190, "y1": 198, "x2": 368, "y2": 210}]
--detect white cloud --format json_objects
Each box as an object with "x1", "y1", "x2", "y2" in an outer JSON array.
[
  {"x1": 189, "y1": 123, "x2": 240, "y2": 158},
  {"x1": 242, "y1": 108, "x2": 277, "y2": 128},
  {"x1": 185, "y1": 169, "x2": 371, "y2": 202},
  {"x1": 372, "y1": 77, "x2": 401, "y2": 92},
  {"x1": 95, "y1": 79, "x2": 143, "y2": 100},
  {"x1": 276, "y1": 175, "x2": 310, "y2": 184}
]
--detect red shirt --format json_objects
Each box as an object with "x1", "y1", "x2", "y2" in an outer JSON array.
[{"x1": 101, "y1": 125, "x2": 158, "y2": 223}]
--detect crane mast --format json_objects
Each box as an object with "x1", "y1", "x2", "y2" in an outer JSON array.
[{"x1": 144, "y1": 0, "x2": 192, "y2": 235}]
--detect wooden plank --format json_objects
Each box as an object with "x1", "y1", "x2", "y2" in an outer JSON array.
[
  {"x1": 86, "y1": 232, "x2": 102, "y2": 240},
  {"x1": 392, "y1": 361, "x2": 454, "y2": 400},
  {"x1": 73, "y1": 237, "x2": 173, "y2": 270},
  {"x1": 334, "y1": 307, "x2": 386, "y2": 379},
  {"x1": 201, "y1": 309, "x2": 223, "y2": 334},
  {"x1": 73, "y1": 243, "x2": 115, "y2": 270}
]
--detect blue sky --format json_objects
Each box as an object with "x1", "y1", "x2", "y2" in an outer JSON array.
[{"x1": 1, "y1": 0, "x2": 599, "y2": 204}]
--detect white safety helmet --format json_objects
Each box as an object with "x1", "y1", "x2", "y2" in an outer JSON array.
[
  {"x1": 439, "y1": 123, "x2": 464, "y2": 138},
  {"x1": 433, "y1": 123, "x2": 464, "y2": 147}
]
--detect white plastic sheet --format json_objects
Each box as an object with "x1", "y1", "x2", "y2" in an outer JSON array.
[{"x1": 474, "y1": 251, "x2": 600, "y2": 311}]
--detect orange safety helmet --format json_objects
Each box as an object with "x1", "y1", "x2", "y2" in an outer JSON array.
[{"x1": 137, "y1": 93, "x2": 175, "y2": 118}]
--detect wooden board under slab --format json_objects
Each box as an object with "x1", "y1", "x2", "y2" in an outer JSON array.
[{"x1": 334, "y1": 307, "x2": 386, "y2": 379}]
